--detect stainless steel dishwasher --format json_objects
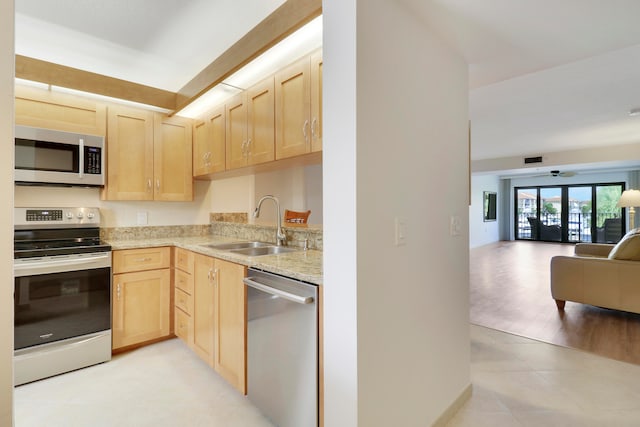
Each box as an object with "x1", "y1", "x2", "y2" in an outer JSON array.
[{"x1": 244, "y1": 268, "x2": 318, "y2": 427}]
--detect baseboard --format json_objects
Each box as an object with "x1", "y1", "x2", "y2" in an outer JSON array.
[{"x1": 431, "y1": 383, "x2": 472, "y2": 427}]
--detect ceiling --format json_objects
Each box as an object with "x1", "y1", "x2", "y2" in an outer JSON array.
[
  {"x1": 14, "y1": 0, "x2": 640, "y2": 175},
  {"x1": 15, "y1": 0, "x2": 287, "y2": 91}
]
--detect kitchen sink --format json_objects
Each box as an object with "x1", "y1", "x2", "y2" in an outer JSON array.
[
  {"x1": 200, "y1": 241, "x2": 272, "y2": 251},
  {"x1": 230, "y1": 246, "x2": 298, "y2": 257}
]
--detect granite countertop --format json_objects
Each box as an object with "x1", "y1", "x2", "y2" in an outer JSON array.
[{"x1": 105, "y1": 235, "x2": 323, "y2": 285}]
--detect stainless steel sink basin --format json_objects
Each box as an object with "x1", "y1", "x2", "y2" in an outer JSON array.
[
  {"x1": 201, "y1": 241, "x2": 271, "y2": 250},
  {"x1": 230, "y1": 246, "x2": 298, "y2": 257}
]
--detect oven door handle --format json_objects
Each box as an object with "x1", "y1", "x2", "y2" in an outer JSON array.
[{"x1": 14, "y1": 253, "x2": 111, "y2": 277}]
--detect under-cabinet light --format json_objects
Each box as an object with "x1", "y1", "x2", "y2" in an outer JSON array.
[{"x1": 176, "y1": 15, "x2": 323, "y2": 119}]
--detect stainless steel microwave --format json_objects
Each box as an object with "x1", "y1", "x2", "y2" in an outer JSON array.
[{"x1": 14, "y1": 125, "x2": 105, "y2": 187}]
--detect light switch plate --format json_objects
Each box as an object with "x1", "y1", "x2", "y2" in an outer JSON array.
[
  {"x1": 395, "y1": 217, "x2": 406, "y2": 246},
  {"x1": 450, "y1": 215, "x2": 461, "y2": 237}
]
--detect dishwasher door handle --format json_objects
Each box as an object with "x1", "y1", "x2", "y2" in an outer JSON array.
[{"x1": 244, "y1": 277, "x2": 314, "y2": 305}]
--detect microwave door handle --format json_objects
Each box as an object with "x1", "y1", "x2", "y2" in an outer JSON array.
[{"x1": 78, "y1": 138, "x2": 84, "y2": 179}]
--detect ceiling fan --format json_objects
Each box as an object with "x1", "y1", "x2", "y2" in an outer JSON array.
[
  {"x1": 549, "y1": 169, "x2": 576, "y2": 177},
  {"x1": 531, "y1": 169, "x2": 577, "y2": 178}
]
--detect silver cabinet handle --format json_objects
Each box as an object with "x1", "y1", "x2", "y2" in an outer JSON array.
[
  {"x1": 311, "y1": 118, "x2": 317, "y2": 140},
  {"x1": 302, "y1": 120, "x2": 309, "y2": 144},
  {"x1": 116, "y1": 283, "x2": 121, "y2": 301},
  {"x1": 244, "y1": 277, "x2": 313, "y2": 304},
  {"x1": 135, "y1": 257, "x2": 153, "y2": 263},
  {"x1": 156, "y1": 179, "x2": 160, "y2": 190},
  {"x1": 246, "y1": 139, "x2": 252, "y2": 157},
  {"x1": 147, "y1": 179, "x2": 152, "y2": 191}
]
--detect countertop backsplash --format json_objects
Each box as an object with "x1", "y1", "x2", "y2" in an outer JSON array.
[
  {"x1": 101, "y1": 224, "x2": 212, "y2": 241},
  {"x1": 210, "y1": 212, "x2": 323, "y2": 251},
  {"x1": 101, "y1": 212, "x2": 323, "y2": 251}
]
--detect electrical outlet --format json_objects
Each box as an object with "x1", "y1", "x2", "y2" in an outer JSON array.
[{"x1": 137, "y1": 212, "x2": 148, "y2": 225}]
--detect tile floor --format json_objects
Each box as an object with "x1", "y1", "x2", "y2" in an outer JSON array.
[
  {"x1": 14, "y1": 338, "x2": 274, "y2": 427},
  {"x1": 448, "y1": 325, "x2": 640, "y2": 426},
  {"x1": 15, "y1": 327, "x2": 640, "y2": 426}
]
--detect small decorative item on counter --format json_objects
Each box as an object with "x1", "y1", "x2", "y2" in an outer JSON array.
[{"x1": 283, "y1": 209, "x2": 311, "y2": 226}]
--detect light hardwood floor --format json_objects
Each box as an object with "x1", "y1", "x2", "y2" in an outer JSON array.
[{"x1": 470, "y1": 240, "x2": 640, "y2": 365}]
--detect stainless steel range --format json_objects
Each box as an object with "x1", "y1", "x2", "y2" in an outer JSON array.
[{"x1": 14, "y1": 207, "x2": 112, "y2": 386}]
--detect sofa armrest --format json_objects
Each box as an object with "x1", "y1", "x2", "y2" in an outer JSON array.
[
  {"x1": 574, "y1": 243, "x2": 614, "y2": 258},
  {"x1": 551, "y1": 255, "x2": 640, "y2": 313}
]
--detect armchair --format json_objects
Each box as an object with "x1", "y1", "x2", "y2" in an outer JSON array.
[
  {"x1": 528, "y1": 217, "x2": 561, "y2": 241},
  {"x1": 550, "y1": 230, "x2": 640, "y2": 313}
]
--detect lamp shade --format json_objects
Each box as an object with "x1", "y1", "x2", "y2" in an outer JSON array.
[{"x1": 617, "y1": 189, "x2": 640, "y2": 208}]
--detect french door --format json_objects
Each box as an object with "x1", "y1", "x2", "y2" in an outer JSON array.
[{"x1": 515, "y1": 183, "x2": 624, "y2": 243}]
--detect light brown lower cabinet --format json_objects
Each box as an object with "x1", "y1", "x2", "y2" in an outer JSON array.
[
  {"x1": 112, "y1": 248, "x2": 172, "y2": 350},
  {"x1": 185, "y1": 252, "x2": 247, "y2": 394},
  {"x1": 213, "y1": 258, "x2": 247, "y2": 393}
]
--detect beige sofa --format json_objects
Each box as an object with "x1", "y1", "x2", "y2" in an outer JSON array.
[{"x1": 550, "y1": 230, "x2": 640, "y2": 313}]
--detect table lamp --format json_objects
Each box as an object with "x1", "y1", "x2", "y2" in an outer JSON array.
[{"x1": 617, "y1": 189, "x2": 640, "y2": 230}]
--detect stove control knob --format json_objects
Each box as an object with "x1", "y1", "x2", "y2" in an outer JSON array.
[
  {"x1": 87, "y1": 212, "x2": 95, "y2": 219},
  {"x1": 66, "y1": 212, "x2": 74, "y2": 219},
  {"x1": 76, "y1": 212, "x2": 84, "y2": 219}
]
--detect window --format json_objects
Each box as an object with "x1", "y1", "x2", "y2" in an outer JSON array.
[{"x1": 514, "y1": 183, "x2": 624, "y2": 243}]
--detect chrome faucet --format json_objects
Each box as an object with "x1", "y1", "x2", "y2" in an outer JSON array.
[{"x1": 253, "y1": 195, "x2": 286, "y2": 246}]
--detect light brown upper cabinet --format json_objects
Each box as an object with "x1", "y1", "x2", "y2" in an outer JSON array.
[
  {"x1": 15, "y1": 85, "x2": 107, "y2": 136},
  {"x1": 275, "y1": 50, "x2": 323, "y2": 159},
  {"x1": 193, "y1": 105, "x2": 225, "y2": 177},
  {"x1": 154, "y1": 114, "x2": 193, "y2": 201},
  {"x1": 226, "y1": 76, "x2": 275, "y2": 170},
  {"x1": 310, "y1": 49, "x2": 323, "y2": 152},
  {"x1": 104, "y1": 105, "x2": 193, "y2": 201}
]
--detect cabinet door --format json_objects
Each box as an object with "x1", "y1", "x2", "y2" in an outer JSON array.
[
  {"x1": 192, "y1": 253, "x2": 216, "y2": 367},
  {"x1": 192, "y1": 119, "x2": 210, "y2": 177},
  {"x1": 214, "y1": 259, "x2": 247, "y2": 394},
  {"x1": 153, "y1": 114, "x2": 193, "y2": 201},
  {"x1": 246, "y1": 77, "x2": 275, "y2": 166},
  {"x1": 275, "y1": 56, "x2": 311, "y2": 160},
  {"x1": 15, "y1": 84, "x2": 107, "y2": 136},
  {"x1": 104, "y1": 105, "x2": 154, "y2": 200},
  {"x1": 310, "y1": 50, "x2": 323, "y2": 153},
  {"x1": 225, "y1": 94, "x2": 248, "y2": 170},
  {"x1": 207, "y1": 106, "x2": 226, "y2": 173},
  {"x1": 193, "y1": 106, "x2": 226, "y2": 177},
  {"x1": 112, "y1": 269, "x2": 171, "y2": 350}
]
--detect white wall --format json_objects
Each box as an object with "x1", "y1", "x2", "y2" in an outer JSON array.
[
  {"x1": 14, "y1": 181, "x2": 213, "y2": 227},
  {"x1": 470, "y1": 174, "x2": 500, "y2": 248},
  {"x1": 209, "y1": 164, "x2": 323, "y2": 224},
  {"x1": 0, "y1": 1, "x2": 14, "y2": 425},
  {"x1": 324, "y1": 0, "x2": 470, "y2": 425}
]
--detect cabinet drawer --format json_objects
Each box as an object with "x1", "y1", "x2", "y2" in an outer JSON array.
[
  {"x1": 175, "y1": 269, "x2": 193, "y2": 294},
  {"x1": 174, "y1": 248, "x2": 194, "y2": 274},
  {"x1": 113, "y1": 247, "x2": 171, "y2": 274},
  {"x1": 175, "y1": 308, "x2": 192, "y2": 344},
  {"x1": 175, "y1": 287, "x2": 193, "y2": 315}
]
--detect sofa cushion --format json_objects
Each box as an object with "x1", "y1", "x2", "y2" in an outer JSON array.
[{"x1": 608, "y1": 229, "x2": 640, "y2": 260}]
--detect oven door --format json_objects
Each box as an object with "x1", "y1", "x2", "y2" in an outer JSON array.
[{"x1": 14, "y1": 252, "x2": 112, "y2": 350}]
